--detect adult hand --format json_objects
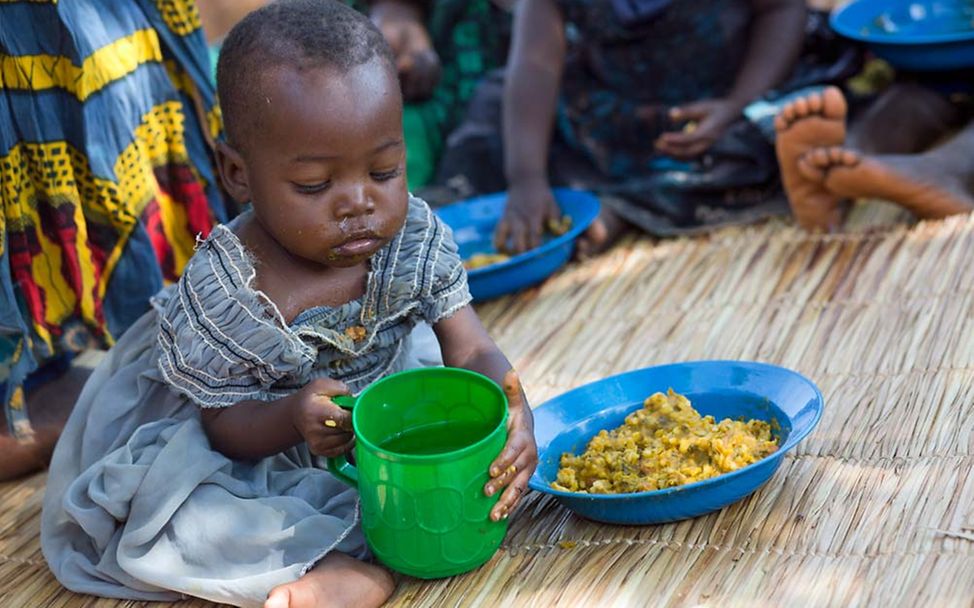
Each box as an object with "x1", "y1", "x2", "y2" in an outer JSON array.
[
  {"x1": 494, "y1": 178, "x2": 561, "y2": 254},
  {"x1": 289, "y1": 378, "x2": 354, "y2": 457},
  {"x1": 654, "y1": 98, "x2": 744, "y2": 159},
  {"x1": 484, "y1": 370, "x2": 537, "y2": 522}
]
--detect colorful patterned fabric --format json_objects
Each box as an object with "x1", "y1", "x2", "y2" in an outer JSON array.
[{"x1": 0, "y1": 0, "x2": 233, "y2": 438}]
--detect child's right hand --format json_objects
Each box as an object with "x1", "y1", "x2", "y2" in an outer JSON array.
[
  {"x1": 494, "y1": 178, "x2": 561, "y2": 255},
  {"x1": 289, "y1": 378, "x2": 355, "y2": 457}
]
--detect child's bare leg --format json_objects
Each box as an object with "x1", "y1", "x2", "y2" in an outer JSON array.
[
  {"x1": 774, "y1": 86, "x2": 849, "y2": 231},
  {"x1": 264, "y1": 553, "x2": 394, "y2": 608}
]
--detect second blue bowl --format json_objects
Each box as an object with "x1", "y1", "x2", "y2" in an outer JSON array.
[
  {"x1": 435, "y1": 189, "x2": 600, "y2": 302},
  {"x1": 831, "y1": 0, "x2": 974, "y2": 71}
]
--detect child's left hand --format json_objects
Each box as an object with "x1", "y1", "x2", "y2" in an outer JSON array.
[
  {"x1": 484, "y1": 370, "x2": 538, "y2": 522},
  {"x1": 654, "y1": 98, "x2": 744, "y2": 159}
]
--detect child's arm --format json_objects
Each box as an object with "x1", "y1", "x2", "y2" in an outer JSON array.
[
  {"x1": 201, "y1": 378, "x2": 354, "y2": 461},
  {"x1": 656, "y1": 0, "x2": 806, "y2": 158},
  {"x1": 494, "y1": 0, "x2": 566, "y2": 255},
  {"x1": 433, "y1": 306, "x2": 538, "y2": 522}
]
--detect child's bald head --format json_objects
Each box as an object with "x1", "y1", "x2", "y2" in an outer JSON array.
[{"x1": 216, "y1": 0, "x2": 396, "y2": 151}]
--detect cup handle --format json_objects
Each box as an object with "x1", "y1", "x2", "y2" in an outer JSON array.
[
  {"x1": 326, "y1": 452, "x2": 359, "y2": 488},
  {"x1": 326, "y1": 394, "x2": 358, "y2": 487},
  {"x1": 331, "y1": 395, "x2": 356, "y2": 410}
]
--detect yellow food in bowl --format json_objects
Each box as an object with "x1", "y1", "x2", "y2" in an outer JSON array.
[
  {"x1": 463, "y1": 253, "x2": 511, "y2": 270},
  {"x1": 551, "y1": 390, "x2": 778, "y2": 494}
]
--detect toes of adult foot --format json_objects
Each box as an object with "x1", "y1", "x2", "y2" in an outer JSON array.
[
  {"x1": 811, "y1": 147, "x2": 835, "y2": 169},
  {"x1": 264, "y1": 588, "x2": 291, "y2": 608},
  {"x1": 797, "y1": 151, "x2": 828, "y2": 182},
  {"x1": 806, "y1": 92, "x2": 824, "y2": 114},
  {"x1": 821, "y1": 86, "x2": 847, "y2": 119},
  {"x1": 774, "y1": 113, "x2": 789, "y2": 133},
  {"x1": 792, "y1": 97, "x2": 810, "y2": 118},
  {"x1": 780, "y1": 103, "x2": 797, "y2": 125},
  {"x1": 839, "y1": 148, "x2": 860, "y2": 167},
  {"x1": 826, "y1": 146, "x2": 845, "y2": 164}
]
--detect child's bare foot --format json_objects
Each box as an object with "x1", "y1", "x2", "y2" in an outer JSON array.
[
  {"x1": 798, "y1": 146, "x2": 974, "y2": 219},
  {"x1": 774, "y1": 86, "x2": 849, "y2": 231},
  {"x1": 576, "y1": 206, "x2": 629, "y2": 258},
  {"x1": 264, "y1": 553, "x2": 394, "y2": 608}
]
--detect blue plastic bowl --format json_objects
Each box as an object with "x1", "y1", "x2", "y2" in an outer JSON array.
[
  {"x1": 528, "y1": 361, "x2": 823, "y2": 525},
  {"x1": 831, "y1": 0, "x2": 974, "y2": 71},
  {"x1": 435, "y1": 189, "x2": 600, "y2": 301}
]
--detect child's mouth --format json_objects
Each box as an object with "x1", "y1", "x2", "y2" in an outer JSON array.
[{"x1": 333, "y1": 236, "x2": 381, "y2": 257}]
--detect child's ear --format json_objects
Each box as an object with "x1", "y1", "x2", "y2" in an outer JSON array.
[{"x1": 216, "y1": 141, "x2": 251, "y2": 204}]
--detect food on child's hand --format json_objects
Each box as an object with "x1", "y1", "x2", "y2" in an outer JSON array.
[
  {"x1": 682, "y1": 121, "x2": 698, "y2": 134},
  {"x1": 551, "y1": 389, "x2": 778, "y2": 494},
  {"x1": 464, "y1": 253, "x2": 511, "y2": 270}
]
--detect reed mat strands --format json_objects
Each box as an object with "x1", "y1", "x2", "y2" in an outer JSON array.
[{"x1": 3, "y1": 204, "x2": 972, "y2": 607}]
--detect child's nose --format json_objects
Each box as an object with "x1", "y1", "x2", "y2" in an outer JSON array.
[{"x1": 332, "y1": 183, "x2": 375, "y2": 219}]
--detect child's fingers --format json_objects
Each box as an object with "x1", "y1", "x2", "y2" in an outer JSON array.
[
  {"x1": 485, "y1": 438, "x2": 536, "y2": 494},
  {"x1": 484, "y1": 451, "x2": 530, "y2": 497},
  {"x1": 307, "y1": 377, "x2": 351, "y2": 398},
  {"x1": 489, "y1": 467, "x2": 533, "y2": 521},
  {"x1": 488, "y1": 440, "x2": 520, "y2": 478},
  {"x1": 308, "y1": 431, "x2": 354, "y2": 456},
  {"x1": 319, "y1": 402, "x2": 353, "y2": 431}
]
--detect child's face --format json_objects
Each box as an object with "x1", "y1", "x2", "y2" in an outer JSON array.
[{"x1": 222, "y1": 57, "x2": 408, "y2": 268}]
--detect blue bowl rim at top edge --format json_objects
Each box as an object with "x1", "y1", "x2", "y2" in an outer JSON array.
[
  {"x1": 527, "y1": 360, "x2": 825, "y2": 502},
  {"x1": 451, "y1": 188, "x2": 601, "y2": 279},
  {"x1": 830, "y1": 0, "x2": 974, "y2": 46}
]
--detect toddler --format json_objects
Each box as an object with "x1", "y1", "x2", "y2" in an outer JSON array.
[{"x1": 41, "y1": 2, "x2": 537, "y2": 607}]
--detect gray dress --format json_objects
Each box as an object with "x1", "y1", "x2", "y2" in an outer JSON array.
[{"x1": 41, "y1": 196, "x2": 471, "y2": 607}]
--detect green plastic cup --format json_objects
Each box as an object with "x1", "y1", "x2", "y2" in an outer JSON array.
[{"x1": 327, "y1": 367, "x2": 509, "y2": 579}]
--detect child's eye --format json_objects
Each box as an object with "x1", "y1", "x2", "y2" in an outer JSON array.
[
  {"x1": 371, "y1": 167, "x2": 402, "y2": 182},
  {"x1": 293, "y1": 181, "x2": 331, "y2": 195}
]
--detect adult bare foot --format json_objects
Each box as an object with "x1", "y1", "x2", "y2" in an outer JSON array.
[
  {"x1": 798, "y1": 146, "x2": 974, "y2": 219},
  {"x1": 774, "y1": 86, "x2": 849, "y2": 231},
  {"x1": 264, "y1": 553, "x2": 394, "y2": 608},
  {"x1": 575, "y1": 206, "x2": 629, "y2": 258}
]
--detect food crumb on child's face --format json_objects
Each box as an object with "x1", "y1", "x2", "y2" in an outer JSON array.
[{"x1": 233, "y1": 58, "x2": 409, "y2": 269}]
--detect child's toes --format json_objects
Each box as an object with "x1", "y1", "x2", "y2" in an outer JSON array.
[{"x1": 264, "y1": 588, "x2": 291, "y2": 608}]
